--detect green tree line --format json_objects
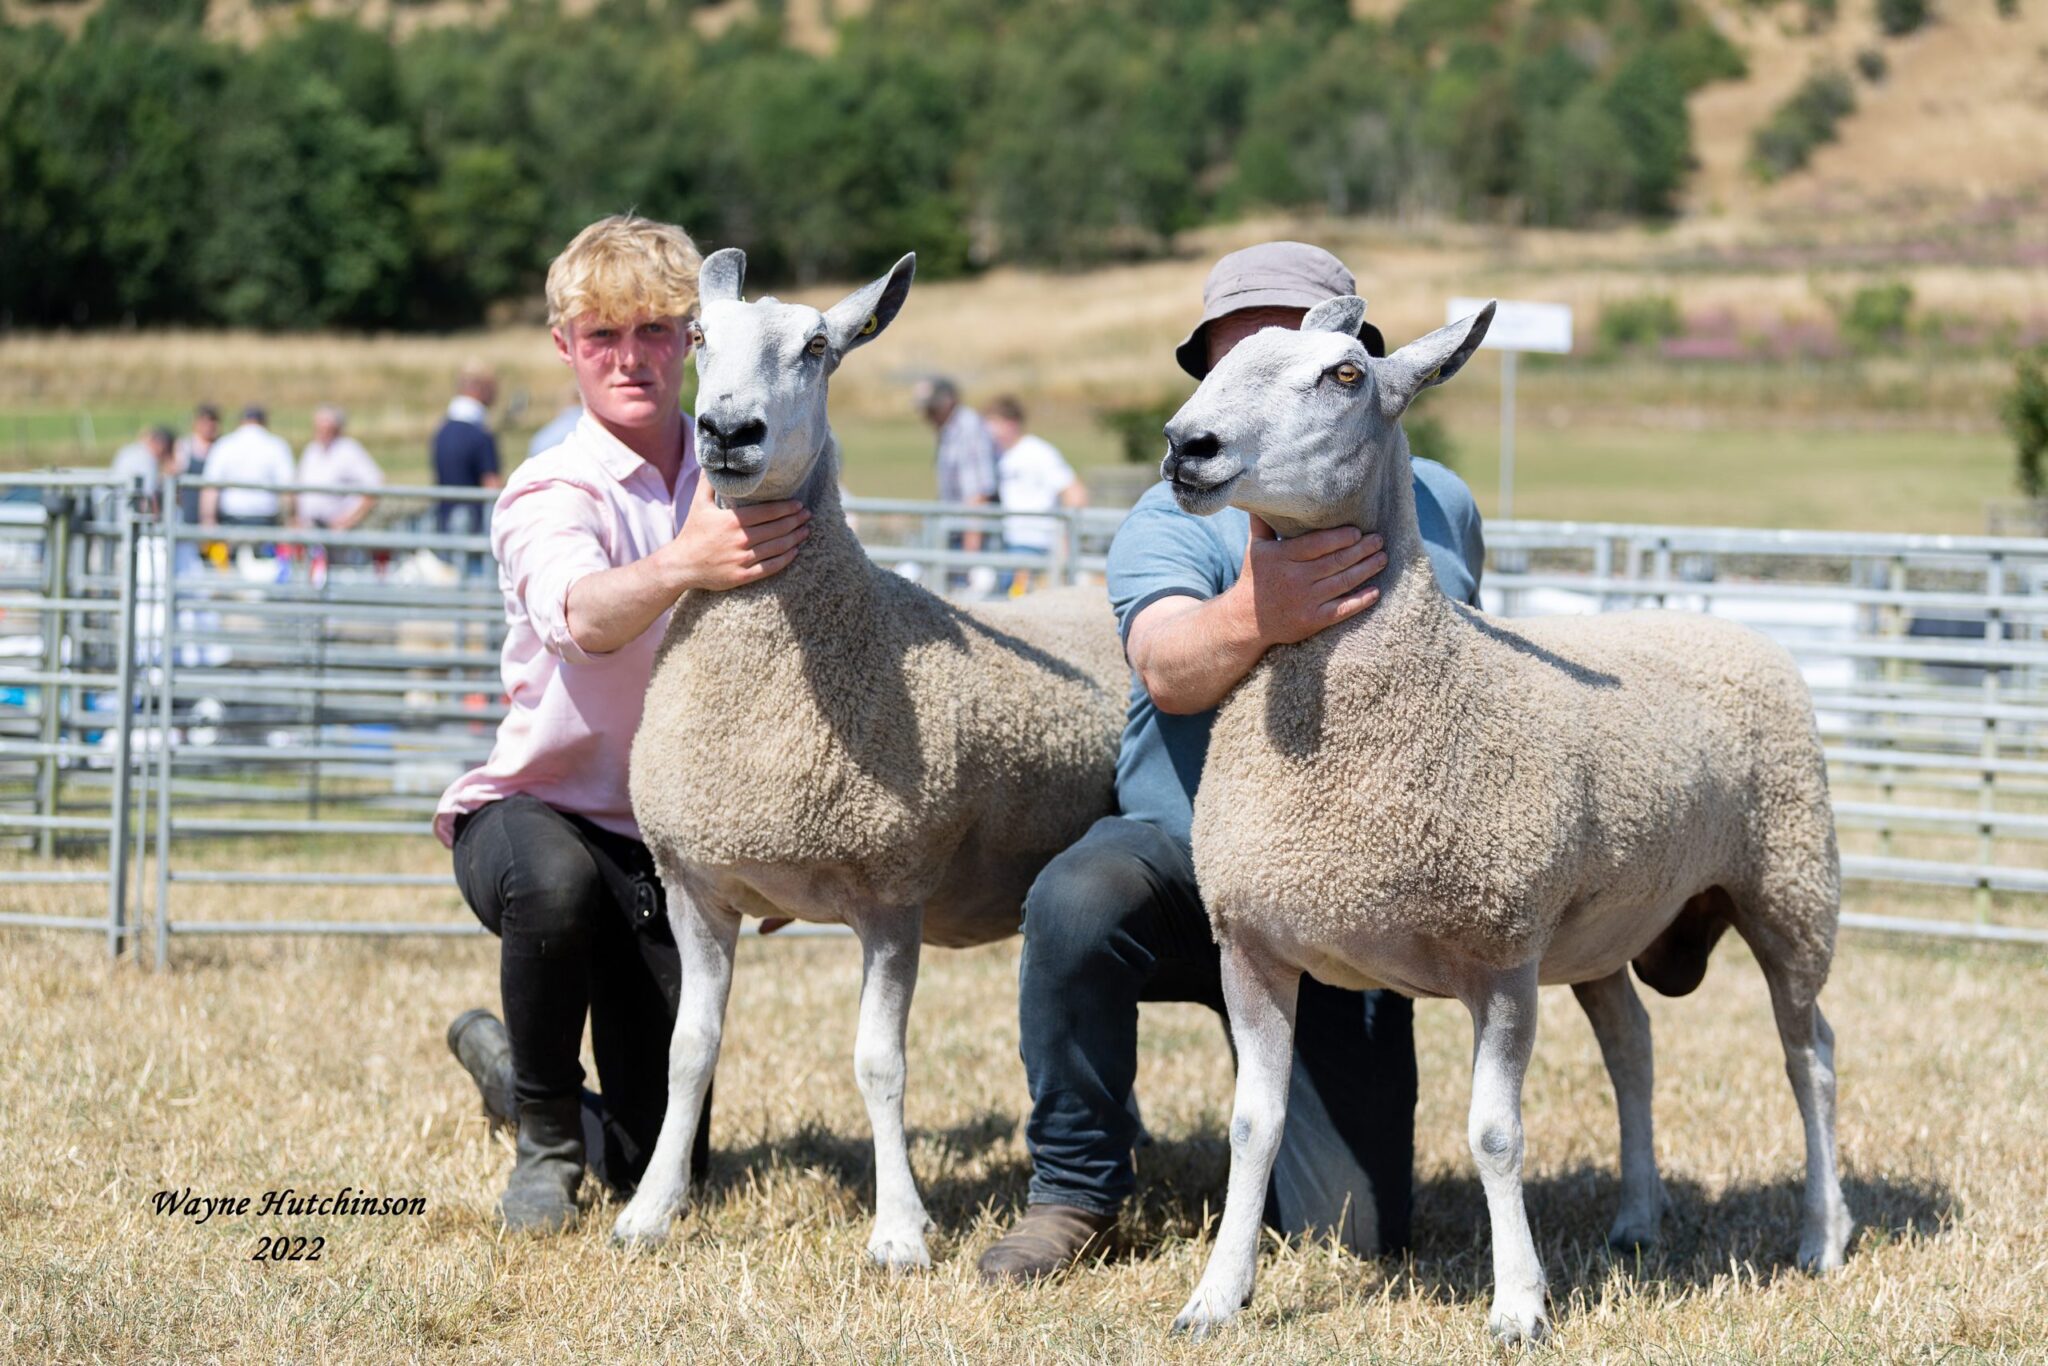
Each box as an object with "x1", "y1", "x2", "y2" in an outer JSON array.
[{"x1": 0, "y1": 0, "x2": 1742, "y2": 330}]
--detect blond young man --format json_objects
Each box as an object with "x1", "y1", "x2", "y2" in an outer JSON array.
[{"x1": 437, "y1": 215, "x2": 812, "y2": 1233}]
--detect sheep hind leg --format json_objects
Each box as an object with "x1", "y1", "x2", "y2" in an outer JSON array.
[
  {"x1": 1171, "y1": 938, "x2": 1300, "y2": 1341},
  {"x1": 848, "y1": 906, "x2": 935, "y2": 1272},
  {"x1": 1748, "y1": 934, "x2": 1853, "y2": 1272},
  {"x1": 1464, "y1": 961, "x2": 1549, "y2": 1345},
  {"x1": 1571, "y1": 969, "x2": 1668, "y2": 1250},
  {"x1": 612, "y1": 868, "x2": 741, "y2": 1250}
]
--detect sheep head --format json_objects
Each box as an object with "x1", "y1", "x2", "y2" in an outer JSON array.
[
  {"x1": 689, "y1": 248, "x2": 917, "y2": 503},
  {"x1": 1161, "y1": 298, "x2": 1495, "y2": 529}
]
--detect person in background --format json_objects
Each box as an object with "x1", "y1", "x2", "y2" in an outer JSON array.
[
  {"x1": 165, "y1": 404, "x2": 221, "y2": 574},
  {"x1": 914, "y1": 376, "x2": 998, "y2": 563},
  {"x1": 171, "y1": 404, "x2": 219, "y2": 517},
  {"x1": 109, "y1": 424, "x2": 176, "y2": 512},
  {"x1": 527, "y1": 389, "x2": 584, "y2": 460},
  {"x1": 199, "y1": 404, "x2": 294, "y2": 531},
  {"x1": 296, "y1": 405, "x2": 383, "y2": 533},
  {"x1": 433, "y1": 360, "x2": 503, "y2": 541},
  {"x1": 984, "y1": 394, "x2": 1086, "y2": 590}
]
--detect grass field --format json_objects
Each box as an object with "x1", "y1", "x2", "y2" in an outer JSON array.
[{"x1": 2, "y1": 880, "x2": 2044, "y2": 1363}]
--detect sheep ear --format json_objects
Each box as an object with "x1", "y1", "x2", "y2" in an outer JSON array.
[
  {"x1": 1301, "y1": 295, "x2": 1366, "y2": 339},
  {"x1": 700, "y1": 248, "x2": 746, "y2": 305},
  {"x1": 1377, "y1": 300, "x2": 1495, "y2": 418},
  {"x1": 824, "y1": 253, "x2": 916, "y2": 355}
]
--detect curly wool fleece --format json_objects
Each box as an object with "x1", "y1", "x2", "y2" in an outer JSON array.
[
  {"x1": 1192, "y1": 498, "x2": 1840, "y2": 1001},
  {"x1": 630, "y1": 473, "x2": 1127, "y2": 946}
]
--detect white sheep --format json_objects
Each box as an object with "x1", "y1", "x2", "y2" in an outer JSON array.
[
  {"x1": 609, "y1": 249, "x2": 1128, "y2": 1270},
  {"x1": 1157, "y1": 298, "x2": 1851, "y2": 1343}
]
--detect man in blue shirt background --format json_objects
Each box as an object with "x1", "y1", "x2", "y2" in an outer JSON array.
[
  {"x1": 979, "y1": 242, "x2": 1486, "y2": 1282},
  {"x1": 432, "y1": 360, "x2": 503, "y2": 537}
]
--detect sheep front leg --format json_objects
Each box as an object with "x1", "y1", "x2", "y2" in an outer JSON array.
[
  {"x1": 1464, "y1": 962, "x2": 1549, "y2": 1344},
  {"x1": 848, "y1": 907, "x2": 934, "y2": 1272},
  {"x1": 1171, "y1": 939, "x2": 1299, "y2": 1340},
  {"x1": 612, "y1": 873, "x2": 740, "y2": 1250},
  {"x1": 1571, "y1": 969, "x2": 1668, "y2": 1250}
]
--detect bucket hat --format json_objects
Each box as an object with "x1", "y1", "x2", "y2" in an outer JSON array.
[{"x1": 1174, "y1": 241, "x2": 1387, "y2": 379}]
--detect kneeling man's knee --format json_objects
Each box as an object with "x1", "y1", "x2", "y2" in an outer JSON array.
[{"x1": 1021, "y1": 832, "x2": 1164, "y2": 984}]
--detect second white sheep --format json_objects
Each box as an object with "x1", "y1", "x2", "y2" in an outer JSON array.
[{"x1": 1159, "y1": 298, "x2": 1851, "y2": 1344}]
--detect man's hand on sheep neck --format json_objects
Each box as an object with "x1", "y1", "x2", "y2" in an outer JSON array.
[{"x1": 1126, "y1": 518, "x2": 1388, "y2": 717}]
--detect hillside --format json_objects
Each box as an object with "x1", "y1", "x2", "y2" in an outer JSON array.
[
  {"x1": 4, "y1": 0, "x2": 2042, "y2": 220},
  {"x1": 1687, "y1": 0, "x2": 2048, "y2": 214}
]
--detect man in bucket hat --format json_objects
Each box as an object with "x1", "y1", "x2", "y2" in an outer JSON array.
[{"x1": 979, "y1": 242, "x2": 1485, "y2": 1282}]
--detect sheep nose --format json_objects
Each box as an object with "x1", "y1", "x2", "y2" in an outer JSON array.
[
  {"x1": 1162, "y1": 430, "x2": 1220, "y2": 479},
  {"x1": 698, "y1": 414, "x2": 767, "y2": 450}
]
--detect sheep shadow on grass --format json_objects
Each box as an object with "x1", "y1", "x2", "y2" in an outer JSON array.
[
  {"x1": 1394, "y1": 1164, "x2": 1955, "y2": 1304},
  {"x1": 701, "y1": 1109, "x2": 1027, "y2": 1216},
  {"x1": 695, "y1": 1120, "x2": 1952, "y2": 1304}
]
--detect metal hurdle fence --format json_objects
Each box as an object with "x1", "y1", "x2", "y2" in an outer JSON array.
[
  {"x1": 1482, "y1": 522, "x2": 2048, "y2": 945},
  {"x1": 0, "y1": 472, "x2": 144, "y2": 953},
  {"x1": 2, "y1": 475, "x2": 2046, "y2": 960},
  {"x1": 138, "y1": 475, "x2": 505, "y2": 962}
]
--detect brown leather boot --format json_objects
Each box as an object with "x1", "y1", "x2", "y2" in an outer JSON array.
[{"x1": 976, "y1": 1203, "x2": 1118, "y2": 1283}]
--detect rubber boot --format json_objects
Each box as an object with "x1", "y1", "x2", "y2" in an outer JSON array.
[
  {"x1": 446, "y1": 1008, "x2": 517, "y2": 1132},
  {"x1": 497, "y1": 1097, "x2": 585, "y2": 1233}
]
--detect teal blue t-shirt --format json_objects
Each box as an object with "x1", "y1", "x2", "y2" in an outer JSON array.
[{"x1": 1106, "y1": 458, "x2": 1485, "y2": 849}]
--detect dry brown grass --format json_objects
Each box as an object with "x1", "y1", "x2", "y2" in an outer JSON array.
[{"x1": 2, "y1": 863, "x2": 2044, "y2": 1363}]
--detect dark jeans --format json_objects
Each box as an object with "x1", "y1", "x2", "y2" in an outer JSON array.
[
  {"x1": 452, "y1": 794, "x2": 709, "y2": 1194},
  {"x1": 1018, "y1": 816, "x2": 1417, "y2": 1251}
]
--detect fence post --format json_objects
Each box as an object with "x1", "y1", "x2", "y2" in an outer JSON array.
[
  {"x1": 1979, "y1": 553, "x2": 2003, "y2": 924},
  {"x1": 35, "y1": 494, "x2": 73, "y2": 858},
  {"x1": 153, "y1": 482, "x2": 182, "y2": 970},
  {"x1": 105, "y1": 481, "x2": 141, "y2": 958}
]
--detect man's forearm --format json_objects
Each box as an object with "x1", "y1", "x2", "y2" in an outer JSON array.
[
  {"x1": 1127, "y1": 586, "x2": 1267, "y2": 715},
  {"x1": 563, "y1": 552, "x2": 688, "y2": 655}
]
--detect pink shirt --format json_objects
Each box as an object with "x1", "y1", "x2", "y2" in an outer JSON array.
[{"x1": 434, "y1": 414, "x2": 699, "y2": 847}]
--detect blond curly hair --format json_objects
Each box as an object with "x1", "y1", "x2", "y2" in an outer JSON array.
[{"x1": 545, "y1": 214, "x2": 704, "y2": 329}]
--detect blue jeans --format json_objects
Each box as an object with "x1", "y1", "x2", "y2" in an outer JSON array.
[{"x1": 1018, "y1": 816, "x2": 1417, "y2": 1252}]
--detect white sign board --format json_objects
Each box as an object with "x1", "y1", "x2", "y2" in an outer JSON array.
[{"x1": 1446, "y1": 297, "x2": 1573, "y2": 355}]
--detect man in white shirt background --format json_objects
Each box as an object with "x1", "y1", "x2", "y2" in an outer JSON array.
[
  {"x1": 109, "y1": 424, "x2": 176, "y2": 512},
  {"x1": 984, "y1": 394, "x2": 1087, "y2": 590},
  {"x1": 296, "y1": 404, "x2": 383, "y2": 533},
  {"x1": 199, "y1": 404, "x2": 295, "y2": 530}
]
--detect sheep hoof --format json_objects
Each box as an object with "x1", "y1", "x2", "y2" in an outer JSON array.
[
  {"x1": 1170, "y1": 1287, "x2": 1242, "y2": 1341},
  {"x1": 610, "y1": 1204, "x2": 677, "y2": 1251},
  {"x1": 1605, "y1": 1214, "x2": 1664, "y2": 1252},
  {"x1": 1487, "y1": 1291, "x2": 1550, "y2": 1346},
  {"x1": 866, "y1": 1234, "x2": 932, "y2": 1274},
  {"x1": 1796, "y1": 1218, "x2": 1851, "y2": 1274},
  {"x1": 1795, "y1": 1190, "x2": 1854, "y2": 1274}
]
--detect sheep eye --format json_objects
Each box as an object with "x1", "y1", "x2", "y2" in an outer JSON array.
[
  {"x1": 806, "y1": 334, "x2": 829, "y2": 357},
  {"x1": 1333, "y1": 362, "x2": 1362, "y2": 385},
  {"x1": 688, "y1": 322, "x2": 705, "y2": 347}
]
